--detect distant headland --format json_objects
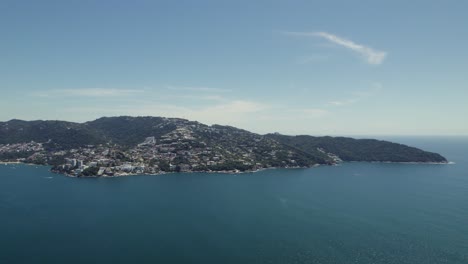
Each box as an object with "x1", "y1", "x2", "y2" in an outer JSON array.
[{"x1": 0, "y1": 116, "x2": 448, "y2": 177}]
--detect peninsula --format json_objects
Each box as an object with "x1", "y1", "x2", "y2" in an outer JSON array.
[{"x1": 0, "y1": 116, "x2": 447, "y2": 177}]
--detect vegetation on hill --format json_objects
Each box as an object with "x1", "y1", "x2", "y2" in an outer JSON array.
[
  {"x1": 85, "y1": 116, "x2": 179, "y2": 147},
  {"x1": 0, "y1": 116, "x2": 448, "y2": 171},
  {"x1": 0, "y1": 119, "x2": 103, "y2": 149},
  {"x1": 266, "y1": 134, "x2": 447, "y2": 163}
]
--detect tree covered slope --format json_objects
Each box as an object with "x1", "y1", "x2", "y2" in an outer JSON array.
[
  {"x1": 0, "y1": 116, "x2": 447, "y2": 165},
  {"x1": 265, "y1": 134, "x2": 447, "y2": 163}
]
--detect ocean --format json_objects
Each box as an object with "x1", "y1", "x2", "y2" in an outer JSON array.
[{"x1": 1, "y1": 137, "x2": 467, "y2": 263}]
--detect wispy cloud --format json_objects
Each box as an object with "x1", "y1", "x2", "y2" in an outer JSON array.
[
  {"x1": 65, "y1": 100, "x2": 268, "y2": 126},
  {"x1": 328, "y1": 99, "x2": 357, "y2": 106},
  {"x1": 290, "y1": 108, "x2": 329, "y2": 117},
  {"x1": 284, "y1": 31, "x2": 387, "y2": 65},
  {"x1": 295, "y1": 54, "x2": 330, "y2": 64},
  {"x1": 33, "y1": 88, "x2": 144, "y2": 98},
  {"x1": 172, "y1": 94, "x2": 227, "y2": 102},
  {"x1": 32, "y1": 85, "x2": 232, "y2": 106},
  {"x1": 63, "y1": 100, "x2": 334, "y2": 134},
  {"x1": 166, "y1": 85, "x2": 232, "y2": 93},
  {"x1": 328, "y1": 82, "x2": 383, "y2": 106}
]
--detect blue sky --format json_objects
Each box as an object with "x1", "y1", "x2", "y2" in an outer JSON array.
[{"x1": 1, "y1": 0, "x2": 467, "y2": 135}]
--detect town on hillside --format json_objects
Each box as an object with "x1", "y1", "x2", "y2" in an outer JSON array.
[{"x1": 0, "y1": 124, "x2": 330, "y2": 177}]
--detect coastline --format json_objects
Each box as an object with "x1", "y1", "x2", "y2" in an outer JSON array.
[
  {"x1": 59, "y1": 166, "x2": 289, "y2": 178},
  {"x1": 367, "y1": 161, "x2": 451, "y2": 165},
  {"x1": 52, "y1": 165, "x2": 316, "y2": 178},
  {"x1": 3, "y1": 160, "x2": 451, "y2": 178},
  {"x1": 2, "y1": 161, "x2": 21, "y2": 164}
]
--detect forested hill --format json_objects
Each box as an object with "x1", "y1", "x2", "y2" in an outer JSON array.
[
  {"x1": 265, "y1": 134, "x2": 447, "y2": 163},
  {"x1": 0, "y1": 116, "x2": 447, "y2": 168},
  {"x1": 0, "y1": 117, "x2": 181, "y2": 149}
]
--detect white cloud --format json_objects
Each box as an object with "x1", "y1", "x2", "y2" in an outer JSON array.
[
  {"x1": 31, "y1": 83, "x2": 330, "y2": 134},
  {"x1": 285, "y1": 31, "x2": 387, "y2": 65},
  {"x1": 65, "y1": 100, "x2": 268, "y2": 127},
  {"x1": 33, "y1": 88, "x2": 144, "y2": 97},
  {"x1": 33, "y1": 83, "x2": 234, "y2": 99},
  {"x1": 328, "y1": 100, "x2": 356, "y2": 106},
  {"x1": 152, "y1": 94, "x2": 227, "y2": 102},
  {"x1": 291, "y1": 108, "x2": 329, "y2": 118},
  {"x1": 166, "y1": 85, "x2": 232, "y2": 93}
]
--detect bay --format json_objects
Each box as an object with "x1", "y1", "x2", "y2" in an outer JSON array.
[{"x1": 1, "y1": 137, "x2": 467, "y2": 263}]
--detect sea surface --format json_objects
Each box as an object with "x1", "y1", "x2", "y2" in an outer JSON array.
[{"x1": 1, "y1": 137, "x2": 467, "y2": 264}]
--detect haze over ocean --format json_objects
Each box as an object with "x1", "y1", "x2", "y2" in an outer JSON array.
[{"x1": 1, "y1": 137, "x2": 467, "y2": 264}]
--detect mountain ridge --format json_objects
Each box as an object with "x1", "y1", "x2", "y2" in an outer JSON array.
[{"x1": 0, "y1": 116, "x2": 448, "y2": 176}]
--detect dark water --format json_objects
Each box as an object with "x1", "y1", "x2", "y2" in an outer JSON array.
[{"x1": 1, "y1": 137, "x2": 467, "y2": 264}]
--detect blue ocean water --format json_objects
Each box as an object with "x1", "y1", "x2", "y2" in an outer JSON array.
[{"x1": 0, "y1": 137, "x2": 467, "y2": 264}]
